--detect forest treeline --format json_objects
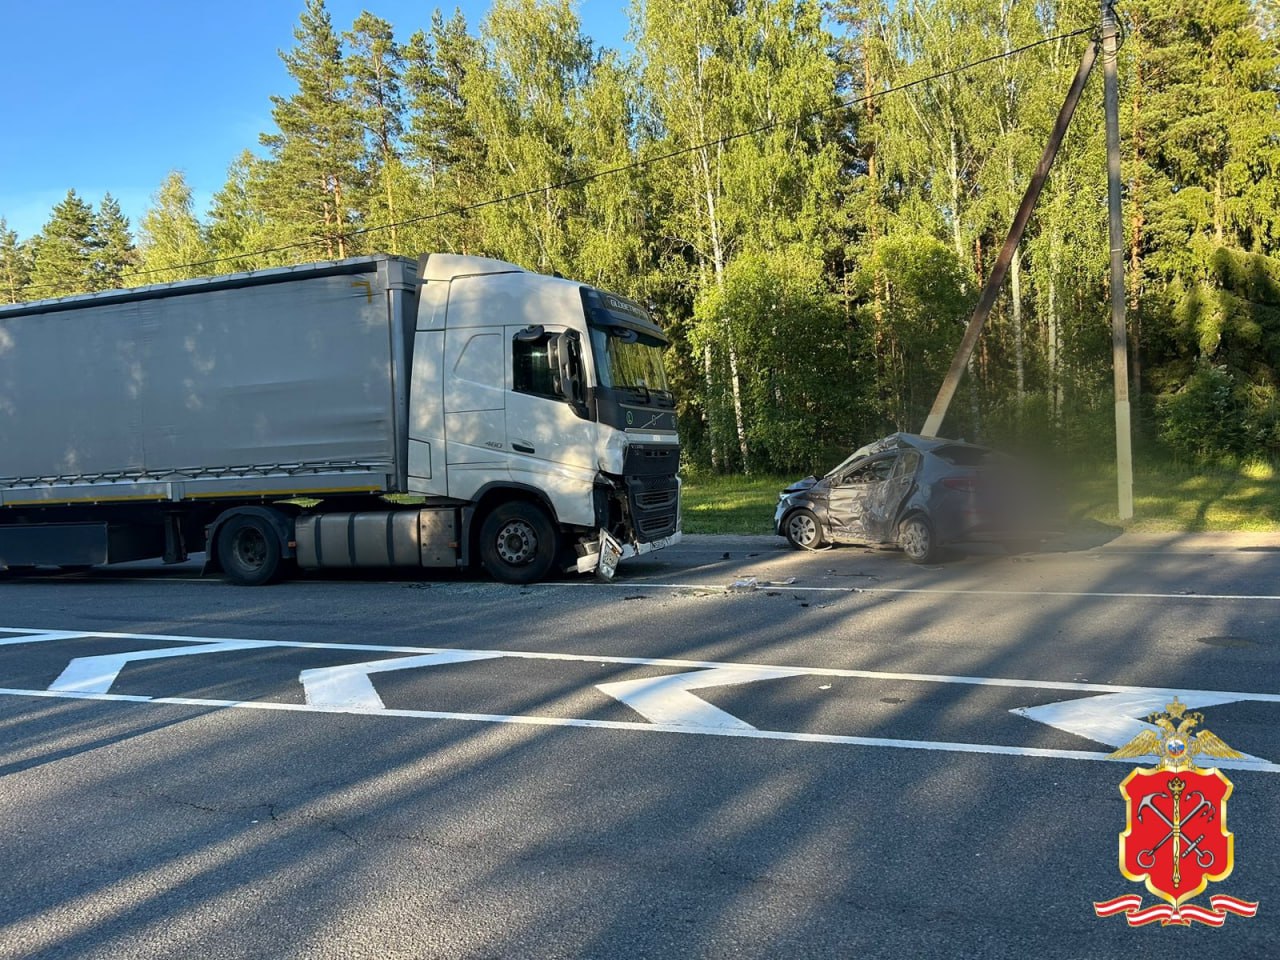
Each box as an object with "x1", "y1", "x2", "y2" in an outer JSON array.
[{"x1": 2, "y1": 0, "x2": 1278, "y2": 472}]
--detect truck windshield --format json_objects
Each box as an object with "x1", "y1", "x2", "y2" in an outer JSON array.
[{"x1": 590, "y1": 328, "x2": 672, "y2": 405}]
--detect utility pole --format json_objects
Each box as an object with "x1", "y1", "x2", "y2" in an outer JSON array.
[
  {"x1": 921, "y1": 36, "x2": 1099, "y2": 439},
  {"x1": 1103, "y1": 1, "x2": 1134, "y2": 519}
]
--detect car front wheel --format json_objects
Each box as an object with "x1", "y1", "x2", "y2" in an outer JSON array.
[{"x1": 784, "y1": 508, "x2": 825, "y2": 551}]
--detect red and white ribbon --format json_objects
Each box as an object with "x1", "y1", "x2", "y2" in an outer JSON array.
[{"x1": 1094, "y1": 894, "x2": 1259, "y2": 926}]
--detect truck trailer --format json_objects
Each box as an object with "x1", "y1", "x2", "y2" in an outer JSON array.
[{"x1": 0, "y1": 254, "x2": 681, "y2": 584}]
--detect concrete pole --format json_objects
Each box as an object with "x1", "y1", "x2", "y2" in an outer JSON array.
[
  {"x1": 920, "y1": 39, "x2": 1099, "y2": 439},
  {"x1": 1103, "y1": 2, "x2": 1134, "y2": 519}
]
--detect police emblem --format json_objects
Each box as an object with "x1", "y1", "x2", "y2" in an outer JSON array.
[{"x1": 1094, "y1": 698, "x2": 1259, "y2": 926}]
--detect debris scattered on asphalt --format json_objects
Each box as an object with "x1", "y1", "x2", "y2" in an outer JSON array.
[
  {"x1": 623, "y1": 595, "x2": 648, "y2": 601},
  {"x1": 818, "y1": 684, "x2": 832, "y2": 690},
  {"x1": 729, "y1": 576, "x2": 758, "y2": 591}
]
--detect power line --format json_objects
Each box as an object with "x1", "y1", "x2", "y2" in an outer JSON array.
[{"x1": 16, "y1": 25, "x2": 1095, "y2": 296}]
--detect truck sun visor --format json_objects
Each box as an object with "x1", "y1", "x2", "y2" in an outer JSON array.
[{"x1": 580, "y1": 287, "x2": 669, "y2": 345}]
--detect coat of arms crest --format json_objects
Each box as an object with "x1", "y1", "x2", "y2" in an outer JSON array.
[{"x1": 1093, "y1": 698, "x2": 1259, "y2": 926}]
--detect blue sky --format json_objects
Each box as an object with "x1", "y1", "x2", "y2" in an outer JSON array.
[{"x1": 0, "y1": 1, "x2": 631, "y2": 241}]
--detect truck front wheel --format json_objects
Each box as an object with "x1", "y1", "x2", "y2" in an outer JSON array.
[
  {"x1": 218, "y1": 515, "x2": 283, "y2": 586},
  {"x1": 479, "y1": 502, "x2": 557, "y2": 584}
]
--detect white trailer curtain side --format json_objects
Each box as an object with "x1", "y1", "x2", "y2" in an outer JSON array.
[{"x1": 0, "y1": 256, "x2": 418, "y2": 507}]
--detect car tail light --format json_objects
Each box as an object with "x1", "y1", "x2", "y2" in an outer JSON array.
[{"x1": 942, "y1": 476, "x2": 978, "y2": 492}]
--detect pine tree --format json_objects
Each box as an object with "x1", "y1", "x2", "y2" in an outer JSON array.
[
  {"x1": 0, "y1": 218, "x2": 32, "y2": 303},
  {"x1": 95, "y1": 193, "x2": 136, "y2": 289},
  {"x1": 402, "y1": 10, "x2": 485, "y2": 252},
  {"x1": 138, "y1": 171, "x2": 212, "y2": 282},
  {"x1": 257, "y1": 0, "x2": 365, "y2": 259},
  {"x1": 28, "y1": 190, "x2": 100, "y2": 297},
  {"x1": 346, "y1": 11, "x2": 406, "y2": 251}
]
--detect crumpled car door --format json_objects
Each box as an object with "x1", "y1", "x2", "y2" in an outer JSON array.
[
  {"x1": 825, "y1": 474, "x2": 870, "y2": 541},
  {"x1": 864, "y1": 449, "x2": 921, "y2": 541},
  {"x1": 827, "y1": 455, "x2": 895, "y2": 543}
]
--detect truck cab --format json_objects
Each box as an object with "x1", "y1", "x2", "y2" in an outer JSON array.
[{"x1": 405, "y1": 255, "x2": 681, "y2": 582}]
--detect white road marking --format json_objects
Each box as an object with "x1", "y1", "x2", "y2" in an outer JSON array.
[
  {"x1": 1, "y1": 685, "x2": 1278, "y2": 772},
  {"x1": 301, "y1": 650, "x2": 504, "y2": 709},
  {"x1": 1012, "y1": 691, "x2": 1272, "y2": 763},
  {"x1": 598, "y1": 666, "x2": 814, "y2": 730},
  {"x1": 0, "y1": 630, "x2": 90, "y2": 646},
  {"x1": 3, "y1": 625, "x2": 1278, "y2": 771},
  {"x1": 49, "y1": 640, "x2": 271, "y2": 694},
  {"x1": 538, "y1": 580, "x2": 1280, "y2": 601}
]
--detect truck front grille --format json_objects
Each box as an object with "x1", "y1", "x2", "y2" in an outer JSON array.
[{"x1": 626, "y1": 475, "x2": 678, "y2": 542}]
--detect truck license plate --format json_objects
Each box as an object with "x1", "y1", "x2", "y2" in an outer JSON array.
[{"x1": 597, "y1": 530, "x2": 623, "y2": 580}]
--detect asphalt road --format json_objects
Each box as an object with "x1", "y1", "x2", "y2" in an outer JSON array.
[{"x1": 1, "y1": 531, "x2": 1278, "y2": 959}]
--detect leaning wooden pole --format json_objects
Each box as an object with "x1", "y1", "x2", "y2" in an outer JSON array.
[
  {"x1": 1103, "y1": 1, "x2": 1134, "y2": 519},
  {"x1": 921, "y1": 35, "x2": 1099, "y2": 439}
]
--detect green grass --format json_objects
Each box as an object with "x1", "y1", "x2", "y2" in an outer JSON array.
[
  {"x1": 681, "y1": 459, "x2": 1280, "y2": 535},
  {"x1": 680, "y1": 473, "x2": 791, "y2": 535},
  {"x1": 1071, "y1": 458, "x2": 1280, "y2": 532}
]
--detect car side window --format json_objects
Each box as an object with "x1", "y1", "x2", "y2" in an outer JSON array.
[
  {"x1": 847, "y1": 455, "x2": 896, "y2": 484},
  {"x1": 891, "y1": 450, "x2": 921, "y2": 480}
]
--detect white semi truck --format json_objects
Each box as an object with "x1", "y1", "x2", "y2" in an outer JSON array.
[{"x1": 0, "y1": 254, "x2": 681, "y2": 584}]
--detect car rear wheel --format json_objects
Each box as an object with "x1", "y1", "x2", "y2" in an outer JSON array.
[
  {"x1": 784, "y1": 509, "x2": 825, "y2": 551},
  {"x1": 898, "y1": 515, "x2": 937, "y2": 564}
]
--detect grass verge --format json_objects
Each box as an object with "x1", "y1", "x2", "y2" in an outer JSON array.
[{"x1": 681, "y1": 459, "x2": 1280, "y2": 535}]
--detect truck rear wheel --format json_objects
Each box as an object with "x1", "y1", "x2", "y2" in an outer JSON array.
[
  {"x1": 478, "y1": 502, "x2": 557, "y2": 584},
  {"x1": 218, "y1": 515, "x2": 283, "y2": 586}
]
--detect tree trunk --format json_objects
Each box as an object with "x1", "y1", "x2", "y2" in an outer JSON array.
[
  {"x1": 727, "y1": 330, "x2": 749, "y2": 474},
  {"x1": 333, "y1": 174, "x2": 348, "y2": 260},
  {"x1": 704, "y1": 341, "x2": 719, "y2": 472}
]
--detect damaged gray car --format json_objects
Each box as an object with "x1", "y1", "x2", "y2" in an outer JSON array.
[{"x1": 774, "y1": 433, "x2": 1056, "y2": 564}]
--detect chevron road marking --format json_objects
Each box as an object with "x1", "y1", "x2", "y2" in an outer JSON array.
[
  {"x1": 49, "y1": 639, "x2": 273, "y2": 694},
  {"x1": 598, "y1": 666, "x2": 816, "y2": 730},
  {"x1": 1010, "y1": 690, "x2": 1277, "y2": 763},
  {"x1": 301, "y1": 650, "x2": 504, "y2": 709},
  {"x1": 1, "y1": 625, "x2": 1278, "y2": 771}
]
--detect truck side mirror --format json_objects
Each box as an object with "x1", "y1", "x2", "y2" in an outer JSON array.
[{"x1": 552, "y1": 331, "x2": 587, "y2": 414}]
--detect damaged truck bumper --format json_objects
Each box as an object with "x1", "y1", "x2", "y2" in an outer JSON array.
[{"x1": 575, "y1": 528, "x2": 683, "y2": 579}]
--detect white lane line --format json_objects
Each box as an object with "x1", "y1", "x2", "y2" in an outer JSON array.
[
  {"x1": 534, "y1": 581, "x2": 1280, "y2": 602},
  {"x1": 1, "y1": 685, "x2": 1278, "y2": 773},
  {"x1": 598, "y1": 666, "x2": 814, "y2": 730},
  {"x1": 1012, "y1": 691, "x2": 1270, "y2": 763},
  {"x1": 0, "y1": 631, "x2": 90, "y2": 646},
  {"x1": 49, "y1": 640, "x2": 271, "y2": 694},
  {"x1": 300, "y1": 650, "x2": 504, "y2": 709}
]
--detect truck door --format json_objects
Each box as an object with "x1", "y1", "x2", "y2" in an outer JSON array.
[{"x1": 504, "y1": 324, "x2": 597, "y2": 484}]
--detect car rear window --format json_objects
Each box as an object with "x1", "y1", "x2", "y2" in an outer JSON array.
[{"x1": 931, "y1": 444, "x2": 993, "y2": 466}]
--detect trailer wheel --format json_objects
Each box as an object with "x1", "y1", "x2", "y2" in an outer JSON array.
[
  {"x1": 218, "y1": 514, "x2": 282, "y2": 586},
  {"x1": 478, "y1": 502, "x2": 557, "y2": 584}
]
